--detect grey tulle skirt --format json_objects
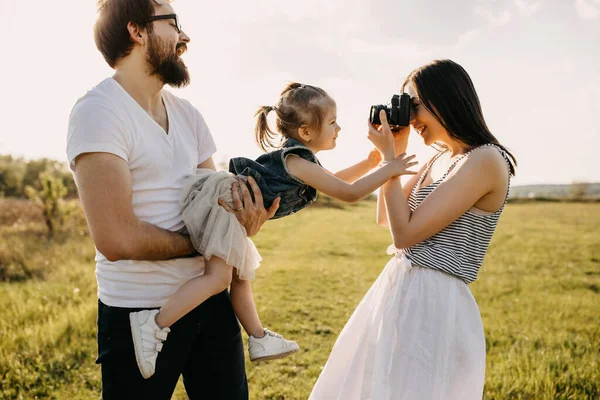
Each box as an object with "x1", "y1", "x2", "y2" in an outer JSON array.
[{"x1": 180, "y1": 168, "x2": 261, "y2": 280}]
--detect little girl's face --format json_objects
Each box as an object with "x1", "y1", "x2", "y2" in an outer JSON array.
[{"x1": 312, "y1": 102, "x2": 341, "y2": 153}]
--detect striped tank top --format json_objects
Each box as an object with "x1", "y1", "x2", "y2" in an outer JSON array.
[{"x1": 404, "y1": 144, "x2": 511, "y2": 283}]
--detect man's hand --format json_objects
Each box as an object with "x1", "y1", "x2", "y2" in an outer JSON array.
[{"x1": 218, "y1": 176, "x2": 280, "y2": 236}]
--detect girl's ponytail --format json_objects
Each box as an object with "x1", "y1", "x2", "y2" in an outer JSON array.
[
  {"x1": 254, "y1": 82, "x2": 333, "y2": 152},
  {"x1": 281, "y1": 82, "x2": 303, "y2": 96},
  {"x1": 254, "y1": 105, "x2": 279, "y2": 151}
]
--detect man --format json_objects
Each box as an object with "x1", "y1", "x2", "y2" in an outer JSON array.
[{"x1": 66, "y1": 0, "x2": 279, "y2": 398}]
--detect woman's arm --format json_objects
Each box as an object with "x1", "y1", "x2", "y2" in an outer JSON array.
[
  {"x1": 376, "y1": 190, "x2": 387, "y2": 227},
  {"x1": 369, "y1": 111, "x2": 504, "y2": 247},
  {"x1": 373, "y1": 123, "x2": 421, "y2": 227},
  {"x1": 334, "y1": 149, "x2": 381, "y2": 183},
  {"x1": 376, "y1": 161, "x2": 427, "y2": 227},
  {"x1": 286, "y1": 154, "x2": 418, "y2": 203},
  {"x1": 382, "y1": 148, "x2": 504, "y2": 248}
]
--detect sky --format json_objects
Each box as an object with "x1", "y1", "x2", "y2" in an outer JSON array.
[{"x1": 0, "y1": 0, "x2": 599, "y2": 186}]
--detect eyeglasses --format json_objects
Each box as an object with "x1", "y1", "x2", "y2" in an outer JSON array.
[{"x1": 146, "y1": 14, "x2": 182, "y2": 34}]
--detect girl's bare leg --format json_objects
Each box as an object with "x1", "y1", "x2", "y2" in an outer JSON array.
[
  {"x1": 155, "y1": 256, "x2": 233, "y2": 328},
  {"x1": 233, "y1": 269, "x2": 299, "y2": 362},
  {"x1": 230, "y1": 271, "x2": 265, "y2": 337}
]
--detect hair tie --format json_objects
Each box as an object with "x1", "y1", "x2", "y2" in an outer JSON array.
[{"x1": 271, "y1": 106, "x2": 278, "y2": 112}]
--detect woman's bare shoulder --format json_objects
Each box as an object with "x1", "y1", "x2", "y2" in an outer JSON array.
[{"x1": 461, "y1": 145, "x2": 510, "y2": 182}]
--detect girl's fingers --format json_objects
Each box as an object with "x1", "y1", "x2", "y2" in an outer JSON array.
[{"x1": 405, "y1": 161, "x2": 419, "y2": 168}]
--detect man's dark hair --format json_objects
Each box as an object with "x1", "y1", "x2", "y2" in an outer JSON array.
[{"x1": 94, "y1": 0, "x2": 158, "y2": 68}]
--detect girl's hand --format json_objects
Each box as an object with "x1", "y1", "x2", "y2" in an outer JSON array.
[
  {"x1": 367, "y1": 148, "x2": 382, "y2": 168},
  {"x1": 367, "y1": 110, "x2": 396, "y2": 161},
  {"x1": 385, "y1": 153, "x2": 419, "y2": 177}
]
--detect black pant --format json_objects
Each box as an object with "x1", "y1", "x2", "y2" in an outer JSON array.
[{"x1": 96, "y1": 290, "x2": 248, "y2": 399}]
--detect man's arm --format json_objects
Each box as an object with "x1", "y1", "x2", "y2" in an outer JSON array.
[{"x1": 74, "y1": 152, "x2": 195, "y2": 262}]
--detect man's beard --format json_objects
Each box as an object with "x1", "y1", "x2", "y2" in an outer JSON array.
[{"x1": 146, "y1": 33, "x2": 190, "y2": 88}]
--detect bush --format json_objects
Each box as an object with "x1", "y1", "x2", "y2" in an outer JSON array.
[
  {"x1": 0, "y1": 154, "x2": 77, "y2": 199},
  {"x1": 0, "y1": 244, "x2": 32, "y2": 282},
  {"x1": 25, "y1": 170, "x2": 68, "y2": 239},
  {"x1": 570, "y1": 181, "x2": 590, "y2": 200}
]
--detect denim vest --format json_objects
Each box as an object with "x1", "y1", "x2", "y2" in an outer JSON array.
[{"x1": 229, "y1": 138, "x2": 321, "y2": 220}]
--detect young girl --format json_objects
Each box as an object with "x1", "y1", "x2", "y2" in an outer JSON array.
[{"x1": 129, "y1": 82, "x2": 418, "y2": 379}]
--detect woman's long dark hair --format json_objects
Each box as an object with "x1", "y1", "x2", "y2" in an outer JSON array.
[{"x1": 402, "y1": 59, "x2": 517, "y2": 176}]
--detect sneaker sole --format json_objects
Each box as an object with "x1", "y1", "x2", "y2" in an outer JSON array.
[
  {"x1": 250, "y1": 348, "x2": 299, "y2": 362},
  {"x1": 129, "y1": 313, "x2": 153, "y2": 379}
]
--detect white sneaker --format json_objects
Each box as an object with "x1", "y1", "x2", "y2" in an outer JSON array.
[
  {"x1": 129, "y1": 309, "x2": 170, "y2": 379},
  {"x1": 248, "y1": 328, "x2": 299, "y2": 362}
]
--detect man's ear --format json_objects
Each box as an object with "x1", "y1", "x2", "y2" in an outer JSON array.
[
  {"x1": 297, "y1": 125, "x2": 311, "y2": 142},
  {"x1": 127, "y1": 22, "x2": 146, "y2": 46}
]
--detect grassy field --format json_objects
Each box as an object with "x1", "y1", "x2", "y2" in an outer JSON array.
[{"x1": 0, "y1": 199, "x2": 598, "y2": 399}]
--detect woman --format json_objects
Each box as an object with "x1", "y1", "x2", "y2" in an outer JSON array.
[{"x1": 309, "y1": 59, "x2": 517, "y2": 400}]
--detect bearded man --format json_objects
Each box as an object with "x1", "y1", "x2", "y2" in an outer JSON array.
[{"x1": 66, "y1": 0, "x2": 278, "y2": 398}]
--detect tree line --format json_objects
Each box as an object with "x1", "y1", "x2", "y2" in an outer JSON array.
[{"x1": 0, "y1": 155, "x2": 77, "y2": 199}]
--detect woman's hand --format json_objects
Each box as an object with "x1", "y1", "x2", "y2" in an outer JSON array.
[
  {"x1": 218, "y1": 176, "x2": 280, "y2": 236},
  {"x1": 367, "y1": 110, "x2": 396, "y2": 161}
]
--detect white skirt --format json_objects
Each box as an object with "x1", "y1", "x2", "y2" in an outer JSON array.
[
  {"x1": 180, "y1": 168, "x2": 261, "y2": 280},
  {"x1": 309, "y1": 248, "x2": 486, "y2": 400}
]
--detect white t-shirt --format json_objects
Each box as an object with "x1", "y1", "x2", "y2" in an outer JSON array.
[{"x1": 67, "y1": 77, "x2": 216, "y2": 308}]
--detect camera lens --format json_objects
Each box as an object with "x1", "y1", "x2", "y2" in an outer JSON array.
[{"x1": 369, "y1": 105, "x2": 386, "y2": 125}]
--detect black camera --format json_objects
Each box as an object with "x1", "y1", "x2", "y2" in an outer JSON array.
[{"x1": 369, "y1": 93, "x2": 411, "y2": 131}]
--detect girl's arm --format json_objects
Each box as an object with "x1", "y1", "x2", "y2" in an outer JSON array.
[
  {"x1": 285, "y1": 154, "x2": 418, "y2": 203},
  {"x1": 334, "y1": 149, "x2": 381, "y2": 183}
]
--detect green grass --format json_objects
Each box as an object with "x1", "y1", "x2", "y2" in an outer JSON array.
[{"x1": 0, "y1": 201, "x2": 598, "y2": 399}]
